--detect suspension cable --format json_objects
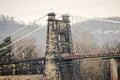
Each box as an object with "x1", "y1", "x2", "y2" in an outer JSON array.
[{"x1": 0, "y1": 14, "x2": 47, "y2": 42}]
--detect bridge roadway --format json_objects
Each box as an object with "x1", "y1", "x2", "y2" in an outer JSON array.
[
  {"x1": 60, "y1": 53, "x2": 120, "y2": 60},
  {"x1": 0, "y1": 53, "x2": 120, "y2": 66}
]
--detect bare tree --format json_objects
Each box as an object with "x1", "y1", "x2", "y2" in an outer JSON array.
[{"x1": 13, "y1": 37, "x2": 37, "y2": 60}]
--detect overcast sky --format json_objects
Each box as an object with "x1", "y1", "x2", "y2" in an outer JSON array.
[{"x1": 0, "y1": 0, "x2": 120, "y2": 23}]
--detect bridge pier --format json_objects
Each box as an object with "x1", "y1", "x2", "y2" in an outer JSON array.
[
  {"x1": 44, "y1": 54, "x2": 58, "y2": 80},
  {"x1": 110, "y1": 58, "x2": 120, "y2": 80},
  {"x1": 110, "y1": 59, "x2": 118, "y2": 80}
]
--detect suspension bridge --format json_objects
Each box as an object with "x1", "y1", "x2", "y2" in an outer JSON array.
[{"x1": 0, "y1": 12, "x2": 120, "y2": 80}]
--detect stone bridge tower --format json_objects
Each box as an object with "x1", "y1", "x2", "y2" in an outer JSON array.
[
  {"x1": 45, "y1": 13, "x2": 74, "y2": 54},
  {"x1": 44, "y1": 12, "x2": 76, "y2": 80},
  {"x1": 59, "y1": 14, "x2": 74, "y2": 54},
  {"x1": 44, "y1": 13, "x2": 59, "y2": 80}
]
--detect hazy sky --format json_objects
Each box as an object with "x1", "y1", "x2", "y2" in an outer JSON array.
[{"x1": 0, "y1": 0, "x2": 120, "y2": 23}]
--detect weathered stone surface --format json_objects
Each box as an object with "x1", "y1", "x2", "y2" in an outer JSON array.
[
  {"x1": 45, "y1": 13, "x2": 76, "y2": 80},
  {"x1": 44, "y1": 54, "x2": 58, "y2": 80}
]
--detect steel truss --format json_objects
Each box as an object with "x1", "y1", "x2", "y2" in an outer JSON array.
[{"x1": 0, "y1": 58, "x2": 45, "y2": 75}]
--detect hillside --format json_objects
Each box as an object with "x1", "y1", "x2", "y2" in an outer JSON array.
[{"x1": 72, "y1": 17, "x2": 120, "y2": 50}]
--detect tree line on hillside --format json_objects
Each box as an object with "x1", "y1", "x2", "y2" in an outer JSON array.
[{"x1": 0, "y1": 36, "x2": 41, "y2": 64}]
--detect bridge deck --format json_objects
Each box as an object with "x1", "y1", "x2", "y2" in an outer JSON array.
[{"x1": 60, "y1": 53, "x2": 120, "y2": 60}]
